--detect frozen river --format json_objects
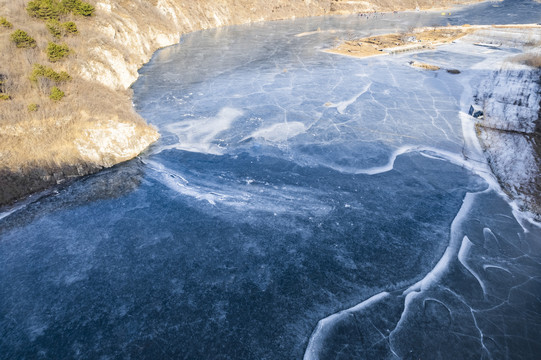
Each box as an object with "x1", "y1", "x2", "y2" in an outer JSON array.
[{"x1": 2, "y1": 0, "x2": 541, "y2": 358}]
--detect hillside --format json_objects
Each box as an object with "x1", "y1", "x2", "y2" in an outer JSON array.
[{"x1": 0, "y1": 0, "x2": 486, "y2": 206}]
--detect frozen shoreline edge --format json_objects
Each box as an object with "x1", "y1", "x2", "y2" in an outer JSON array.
[{"x1": 303, "y1": 30, "x2": 541, "y2": 358}]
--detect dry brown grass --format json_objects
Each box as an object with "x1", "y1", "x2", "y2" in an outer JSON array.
[
  {"x1": 409, "y1": 61, "x2": 440, "y2": 70},
  {"x1": 0, "y1": 78, "x2": 149, "y2": 167},
  {"x1": 510, "y1": 53, "x2": 541, "y2": 68},
  {"x1": 326, "y1": 26, "x2": 474, "y2": 58},
  {"x1": 0, "y1": 0, "x2": 152, "y2": 169},
  {"x1": 0, "y1": 0, "x2": 159, "y2": 206}
]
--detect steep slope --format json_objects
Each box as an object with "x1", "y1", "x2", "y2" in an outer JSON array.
[
  {"x1": 476, "y1": 63, "x2": 541, "y2": 217},
  {"x1": 469, "y1": 27, "x2": 541, "y2": 217}
]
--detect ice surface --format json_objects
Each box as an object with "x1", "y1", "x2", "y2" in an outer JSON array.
[
  {"x1": 162, "y1": 107, "x2": 243, "y2": 154},
  {"x1": 1, "y1": 0, "x2": 541, "y2": 358},
  {"x1": 243, "y1": 121, "x2": 307, "y2": 143}
]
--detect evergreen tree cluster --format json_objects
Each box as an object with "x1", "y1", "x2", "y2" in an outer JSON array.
[
  {"x1": 46, "y1": 19, "x2": 78, "y2": 38},
  {"x1": 27, "y1": 0, "x2": 95, "y2": 20},
  {"x1": 46, "y1": 42, "x2": 71, "y2": 62},
  {"x1": 0, "y1": 17, "x2": 13, "y2": 28},
  {"x1": 49, "y1": 86, "x2": 65, "y2": 101},
  {"x1": 29, "y1": 64, "x2": 71, "y2": 83},
  {"x1": 10, "y1": 29, "x2": 37, "y2": 48}
]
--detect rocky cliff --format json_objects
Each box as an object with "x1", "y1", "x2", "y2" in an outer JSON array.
[{"x1": 474, "y1": 28, "x2": 541, "y2": 217}]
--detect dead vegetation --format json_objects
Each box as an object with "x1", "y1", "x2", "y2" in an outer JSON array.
[
  {"x1": 409, "y1": 61, "x2": 440, "y2": 70},
  {"x1": 0, "y1": 0, "x2": 157, "y2": 206},
  {"x1": 327, "y1": 26, "x2": 475, "y2": 58},
  {"x1": 510, "y1": 53, "x2": 541, "y2": 68}
]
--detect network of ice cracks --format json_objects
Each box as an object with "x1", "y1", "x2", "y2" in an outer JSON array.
[
  {"x1": 131, "y1": 5, "x2": 541, "y2": 358},
  {"x1": 1, "y1": 1, "x2": 540, "y2": 359}
]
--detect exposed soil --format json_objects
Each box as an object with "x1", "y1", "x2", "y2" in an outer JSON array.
[
  {"x1": 409, "y1": 61, "x2": 441, "y2": 70},
  {"x1": 326, "y1": 26, "x2": 476, "y2": 58}
]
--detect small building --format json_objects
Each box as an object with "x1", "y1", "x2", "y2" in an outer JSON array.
[{"x1": 469, "y1": 104, "x2": 483, "y2": 119}]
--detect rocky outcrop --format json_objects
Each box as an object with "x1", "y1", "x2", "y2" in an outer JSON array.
[{"x1": 475, "y1": 41, "x2": 541, "y2": 217}]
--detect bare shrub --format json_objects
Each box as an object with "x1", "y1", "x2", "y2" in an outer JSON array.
[{"x1": 510, "y1": 53, "x2": 541, "y2": 68}]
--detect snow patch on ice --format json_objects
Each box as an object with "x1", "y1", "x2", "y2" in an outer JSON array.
[
  {"x1": 143, "y1": 159, "x2": 332, "y2": 217},
  {"x1": 161, "y1": 107, "x2": 243, "y2": 155}
]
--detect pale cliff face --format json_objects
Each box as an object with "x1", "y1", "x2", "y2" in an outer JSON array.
[
  {"x1": 472, "y1": 28, "x2": 541, "y2": 216},
  {"x1": 75, "y1": 119, "x2": 160, "y2": 167}
]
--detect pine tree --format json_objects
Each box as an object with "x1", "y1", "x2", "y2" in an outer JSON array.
[{"x1": 10, "y1": 30, "x2": 37, "y2": 48}]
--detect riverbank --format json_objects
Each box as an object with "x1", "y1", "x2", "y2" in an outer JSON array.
[
  {"x1": 475, "y1": 50, "x2": 541, "y2": 218},
  {"x1": 0, "y1": 0, "x2": 505, "y2": 207},
  {"x1": 326, "y1": 25, "x2": 476, "y2": 58}
]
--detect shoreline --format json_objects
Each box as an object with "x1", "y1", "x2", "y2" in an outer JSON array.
[{"x1": 0, "y1": 0, "x2": 490, "y2": 209}]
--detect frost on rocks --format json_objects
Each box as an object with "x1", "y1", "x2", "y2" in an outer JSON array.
[
  {"x1": 475, "y1": 51, "x2": 541, "y2": 216},
  {"x1": 478, "y1": 64, "x2": 541, "y2": 133}
]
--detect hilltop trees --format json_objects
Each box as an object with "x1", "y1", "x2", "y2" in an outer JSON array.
[
  {"x1": 0, "y1": 17, "x2": 13, "y2": 28},
  {"x1": 3, "y1": 0, "x2": 92, "y2": 105},
  {"x1": 46, "y1": 19, "x2": 78, "y2": 38},
  {"x1": 27, "y1": 0, "x2": 95, "y2": 20},
  {"x1": 30, "y1": 64, "x2": 71, "y2": 83}
]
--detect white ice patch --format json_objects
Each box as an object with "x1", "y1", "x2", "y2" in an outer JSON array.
[
  {"x1": 458, "y1": 236, "x2": 487, "y2": 296},
  {"x1": 304, "y1": 292, "x2": 391, "y2": 360},
  {"x1": 145, "y1": 160, "x2": 236, "y2": 205},
  {"x1": 244, "y1": 121, "x2": 306, "y2": 142},
  {"x1": 162, "y1": 107, "x2": 243, "y2": 155},
  {"x1": 353, "y1": 145, "x2": 497, "y2": 190}
]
